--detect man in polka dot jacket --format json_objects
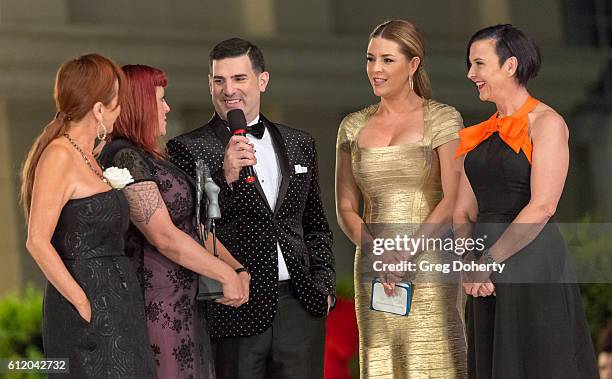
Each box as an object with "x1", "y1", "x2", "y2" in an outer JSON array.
[{"x1": 167, "y1": 37, "x2": 336, "y2": 378}]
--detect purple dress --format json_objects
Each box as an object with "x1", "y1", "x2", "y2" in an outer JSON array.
[{"x1": 100, "y1": 139, "x2": 215, "y2": 379}]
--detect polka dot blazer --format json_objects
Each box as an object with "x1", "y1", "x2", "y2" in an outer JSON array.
[{"x1": 167, "y1": 113, "x2": 336, "y2": 338}]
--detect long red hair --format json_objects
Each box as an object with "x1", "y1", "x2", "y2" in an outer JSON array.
[
  {"x1": 20, "y1": 53, "x2": 125, "y2": 220},
  {"x1": 111, "y1": 64, "x2": 168, "y2": 158}
]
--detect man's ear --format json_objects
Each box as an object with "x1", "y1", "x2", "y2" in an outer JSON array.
[{"x1": 258, "y1": 71, "x2": 270, "y2": 92}]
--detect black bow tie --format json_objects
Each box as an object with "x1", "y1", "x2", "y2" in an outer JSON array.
[
  {"x1": 223, "y1": 118, "x2": 266, "y2": 139},
  {"x1": 246, "y1": 120, "x2": 266, "y2": 139}
]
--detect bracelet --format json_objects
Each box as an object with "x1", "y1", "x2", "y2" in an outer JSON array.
[
  {"x1": 235, "y1": 267, "x2": 250, "y2": 276},
  {"x1": 482, "y1": 249, "x2": 497, "y2": 265}
]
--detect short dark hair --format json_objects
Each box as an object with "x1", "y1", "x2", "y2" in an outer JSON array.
[
  {"x1": 209, "y1": 37, "x2": 266, "y2": 73},
  {"x1": 467, "y1": 24, "x2": 541, "y2": 86}
]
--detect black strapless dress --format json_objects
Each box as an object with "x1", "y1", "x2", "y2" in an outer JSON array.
[
  {"x1": 43, "y1": 189, "x2": 156, "y2": 378},
  {"x1": 464, "y1": 133, "x2": 598, "y2": 379}
]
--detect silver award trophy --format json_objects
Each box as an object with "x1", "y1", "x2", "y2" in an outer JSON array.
[{"x1": 195, "y1": 160, "x2": 224, "y2": 300}]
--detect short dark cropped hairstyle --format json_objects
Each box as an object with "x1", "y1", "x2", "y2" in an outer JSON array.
[
  {"x1": 467, "y1": 24, "x2": 541, "y2": 86},
  {"x1": 209, "y1": 37, "x2": 266, "y2": 74}
]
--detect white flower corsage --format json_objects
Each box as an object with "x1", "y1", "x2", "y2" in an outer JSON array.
[{"x1": 103, "y1": 167, "x2": 134, "y2": 189}]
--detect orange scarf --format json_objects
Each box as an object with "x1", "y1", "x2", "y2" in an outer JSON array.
[{"x1": 455, "y1": 96, "x2": 540, "y2": 164}]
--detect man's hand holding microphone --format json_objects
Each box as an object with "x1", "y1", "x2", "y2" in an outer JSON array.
[{"x1": 223, "y1": 109, "x2": 257, "y2": 185}]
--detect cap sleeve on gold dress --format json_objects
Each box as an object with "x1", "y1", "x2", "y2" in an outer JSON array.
[
  {"x1": 336, "y1": 104, "x2": 377, "y2": 153},
  {"x1": 429, "y1": 101, "x2": 463, "y2": 149}
]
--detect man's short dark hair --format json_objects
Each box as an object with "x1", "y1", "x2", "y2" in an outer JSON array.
[
  {"x1": 209, "y1": 37, "x2": 266, "y2": 74},
  {"x1": 467, "y1": 24, "x2": 541, "y2": 86}
]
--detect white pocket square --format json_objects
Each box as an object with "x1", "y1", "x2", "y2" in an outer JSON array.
[{"x1": 294, "y1": 164, "x2": 308, "y2": 174}]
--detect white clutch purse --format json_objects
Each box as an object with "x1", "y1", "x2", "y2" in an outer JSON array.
[{"x1": 370, "y1": 278, "x2": 413, "y2": 316}]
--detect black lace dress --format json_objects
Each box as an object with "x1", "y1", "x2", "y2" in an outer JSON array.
[
  {"x1": 44, "y1": 189, "x2": 156, "y2": 378},
  {"x1": 464, "y1": 132, "x2": 598, "y2": 378},
  {"x1": 99, "y1": 139, "x2": 215, "y2": 379}
]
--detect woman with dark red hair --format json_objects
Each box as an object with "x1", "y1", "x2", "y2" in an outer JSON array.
[{"x1": 99, "y1": 64, "x2": 249, "y2": 378}]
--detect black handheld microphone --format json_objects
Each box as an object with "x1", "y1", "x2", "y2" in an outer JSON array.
[{"x1": 227, "y1": 109, "x2": 256, "y2": 184}]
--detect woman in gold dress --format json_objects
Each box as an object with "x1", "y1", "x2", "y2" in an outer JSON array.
[{"x1": 335, "y1": 20, "x2": 467, "y2": 378}]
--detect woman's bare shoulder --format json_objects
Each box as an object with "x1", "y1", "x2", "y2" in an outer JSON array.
[{"x1": 530, "y1": 102, "x2": 568, "y2": 139}]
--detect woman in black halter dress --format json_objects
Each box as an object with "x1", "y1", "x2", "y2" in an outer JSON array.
[
  {"x1": 21, "y1": 54, "x2": 156, "y2": 378},
  {"x1": 454, "y1": 25, "x2": 598, "y2": 378}
]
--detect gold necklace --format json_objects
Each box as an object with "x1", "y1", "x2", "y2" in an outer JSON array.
[{"x1": 63, "y1": 133, "x2": 108, "y2": 183}]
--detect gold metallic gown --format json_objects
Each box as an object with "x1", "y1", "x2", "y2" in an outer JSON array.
[{"x1": 337, "y1": 100, "x2": 467, "y2": 378}]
